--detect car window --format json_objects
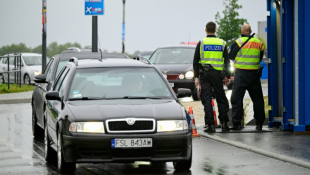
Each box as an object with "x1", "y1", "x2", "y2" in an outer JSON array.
[
  {"x1": 58, "y1": 70, "x2": 71, "y2": 97},
  {"x1": 68, "y1": 68, "x2": 174, "y2": 99},
  {"x1": 22, "y1": 56, "x2": 49, "y2": 66},
  {"x1": 8, "y1": 56, "x2": 15, "y2": 65},
  {"x1": 44, "y1": 59, "x2": 55, "y2": 81},
  {"x1": 53, "y1": 67, "x2": 69, "y2": 91},
  {"x1": 56, "y1": 61, "x2": 69, "y2": 78},
  {"x1": 150, "y1": 48, "x2": 195, "y2": 64}
]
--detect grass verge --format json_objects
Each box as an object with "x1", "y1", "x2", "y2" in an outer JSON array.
[{"x1": 0, "y1": 84, "x2": 35, "y2": 94}]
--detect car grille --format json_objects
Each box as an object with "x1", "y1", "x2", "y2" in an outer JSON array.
[{"x1": 106, "y1": 118, "x2": 155, "y2": 133}]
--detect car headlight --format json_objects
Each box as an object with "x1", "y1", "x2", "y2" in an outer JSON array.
[
  {"x1": 185, "y1": 71, "x2": 194, "y2": 79},
  {"x1": 157, "y1": 120, "x2": 188, "y2": 132},
  {"x1": 179, "y1": 74, "x2": 185, "y2": 79},
  {"x1": 69, "y1": 122, "x2": 105, "y2": 133},
  {"x1": 32, "y1": 70, "x2": 41, "y2": 76},
  {"x1": 230, "y1": 66, "x2": 234, "y2": 72}
]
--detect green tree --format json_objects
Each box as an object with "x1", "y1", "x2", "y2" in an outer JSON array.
[
  {"x1": 215, "y1": 0, "x2": 248, "y2": 45},
  {"x1": 0, "y1": 43, "x2": 32, "y2": 56}
]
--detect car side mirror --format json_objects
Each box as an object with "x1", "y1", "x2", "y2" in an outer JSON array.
[
  {"x1": 46, "y1": 91, "x2": 61, "y2": 101},
  {"x1": 177, "y1": 88, "x2": 192, "y2": 98},
  {"x1": 34, "y1": 74, "x2": 47, "y2": 83}
]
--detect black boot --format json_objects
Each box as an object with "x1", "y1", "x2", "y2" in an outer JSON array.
[
  {"x1": 221, "y1": 121, "x2": 230, "y2": 132},
  {"x1": 230, "y1": 124, "x2": 242, "y2": 131},
  {"x1": 204, "y1": 125, "x2": 215, "y2": 133}
]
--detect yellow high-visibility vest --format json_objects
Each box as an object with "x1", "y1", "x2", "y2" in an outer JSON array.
[
  {"x1": 234, "y1": 37, "x2": 264, "y2": 70},
  {"x1": 199, "y1": 37, "x2": 226, "y2": 71}
]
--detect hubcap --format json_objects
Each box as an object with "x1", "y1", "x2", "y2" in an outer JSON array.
[
  {"x1": 57, "y1": 133, "x2": 62, "y2": 170},
  {"x1": 25, "y1": 76, "x2": 30, "y2": 85}
]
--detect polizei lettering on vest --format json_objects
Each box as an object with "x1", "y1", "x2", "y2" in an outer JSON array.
[{"x1": 204, "y1": 45, "x2": 223, "y2": 52}]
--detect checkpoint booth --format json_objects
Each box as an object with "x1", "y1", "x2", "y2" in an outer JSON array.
[{"x1": 267, "y1": 0, "x2": 310, "y2": 132}]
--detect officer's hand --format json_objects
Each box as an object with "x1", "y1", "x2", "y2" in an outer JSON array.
[
  {"x1": 226, "y1": 71, "x2": 231, "y2": 79},
  {"x1": 195, "y1": 78, "x2": 199, "y2": 86}
]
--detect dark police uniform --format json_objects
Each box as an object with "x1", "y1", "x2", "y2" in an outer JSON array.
[
  {"x1": 193, "y1": 35, "x2": 231, "y2": 131},
  {"x1": 229, "y1": 34, "x2": 265, "y2": 130}
]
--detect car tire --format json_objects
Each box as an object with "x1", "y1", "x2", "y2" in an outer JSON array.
[
  {"x1": 24, "y1": 74, "x2": 30, "y2": 85},
  {"x1": 192, "y1": 88, "x2": 199, "y2": 101},
  {"x1": 173, "y1": 148, "x2": 192, "y2": 171},
  {"x1": 57, "y1": 131, "x2": 76, "y2": 173},
  {"x1": 32, "y1": 107, "x2": 41, "y2": 138},
  {"x1": 44, "y1": 121, "x2": 53, "y2": 162},
  {"x1": 227, "y1": 82, "x2": 233, "y2": 90}
]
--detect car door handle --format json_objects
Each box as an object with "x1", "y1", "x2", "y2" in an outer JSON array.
[{"x1": 12, "y1": 68, "x2": 18, "y2": 70}]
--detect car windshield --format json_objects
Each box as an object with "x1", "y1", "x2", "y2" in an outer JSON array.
[
  {"x1": 150, "y1": 48, "x2": 195, "y2": 64},
  {"x1": 68, "y1": 68, "x2": 174, "y2": 100},
  {"x1": 142, "y1": 55, "x2": 151, "y2": 59},
  {"x1": 23, "y1": 56, "x2": 50, "y2": 66}
]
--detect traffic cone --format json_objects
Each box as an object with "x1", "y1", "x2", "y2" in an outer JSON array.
[
  {"x1": 188, "y1": 107, "x2": 200, "y2": 137},
  {"x1": 212, "y1": 99, "x2": 221, "y2": 128}
]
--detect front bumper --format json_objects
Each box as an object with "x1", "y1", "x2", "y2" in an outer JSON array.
[
  {"x1": 168, "y1": 79, "x2": 195, "y2": 92},
  {"x1": 62, "y1": 131, "x2": 192, "y2": 163}
]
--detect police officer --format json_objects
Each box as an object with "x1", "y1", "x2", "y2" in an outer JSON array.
[
  {"x1": 193, "y1": 21, "x2": 231, "y2": 133},
  {"x1": 229, "y1": 24, "x2": 265, "y2": 131}
]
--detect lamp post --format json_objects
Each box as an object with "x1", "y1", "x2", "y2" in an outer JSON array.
[{"x1": 122, "y1": 0, "x2": 126, "y2": 54}]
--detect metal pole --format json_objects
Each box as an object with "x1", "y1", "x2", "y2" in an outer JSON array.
[
  {"x1": 19, "y1": 54, "x2": 21, "y2": 87},
  {"x1": 7, "y1": 56, "x2": 9, "y2": 89},
  {"x1": 122, "y1": 0, "x2": 126, "y2": 54},
  {"x1": 92, "y1": 16, "x2": 98, "y2": 52},
  {"x1": 42, "y1": 0, "x2": 47, "y2": 72}
]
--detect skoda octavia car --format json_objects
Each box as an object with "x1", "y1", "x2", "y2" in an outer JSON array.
[
  {"x1": 149, "y1": 45, "x2": 198, "y2": 100},
  {"x1": 42, "y1": 58, "x2": 192, "y2": 173}
]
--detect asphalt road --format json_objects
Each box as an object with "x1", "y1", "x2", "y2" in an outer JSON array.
[{"x1": 0, "y1": 103, "x2": 309, "y2": 175}]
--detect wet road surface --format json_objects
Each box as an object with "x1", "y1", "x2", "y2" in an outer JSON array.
[{"x1": 0, "y1": 103, "x2": 309, "y2": 175}]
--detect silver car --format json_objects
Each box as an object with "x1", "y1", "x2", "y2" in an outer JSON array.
[{"x1": 0, "y1": 53, "x2": 49, "y2": 84}]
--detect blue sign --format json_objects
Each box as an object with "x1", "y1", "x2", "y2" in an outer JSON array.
[
  {"x1": 85, "y1": 0, "x2": 104, "y2": 15},
  {"x1": 203, "y1": 45, "x2": 223, "y2": 52}
]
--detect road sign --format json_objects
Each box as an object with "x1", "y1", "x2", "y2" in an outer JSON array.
[{"x1": 85, "y1": 0, "x2": 104, "y2": 15}]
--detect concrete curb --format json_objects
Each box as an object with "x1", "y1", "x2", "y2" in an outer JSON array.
[
  {"x1": 198, "y1": 132, "x2": 310, "y2": 169},
  {"x1": 0, "y1": 98, "x2": 31, "y2": 104}
]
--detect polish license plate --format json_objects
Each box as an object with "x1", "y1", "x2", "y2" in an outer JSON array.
[
  {"x1": 111, "y1": 138, "x2": 152, "y2": 148},
  {"x1": 169, "y1": 83, "x2": 174, "y2": 87}
]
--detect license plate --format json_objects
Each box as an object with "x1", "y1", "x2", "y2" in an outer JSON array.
[
  {"x1": 111, "y1": 138, "x2": 152, "y2": 148},
  {"x1": 169, "y1": 83, "x2": 174, "y2": 87}
]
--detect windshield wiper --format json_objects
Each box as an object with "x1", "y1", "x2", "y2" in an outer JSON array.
[
  {"x1": 122, "y1": 96, "x2": 161, "y2": 99},
  {"x1": 68, "y1": 97, "x2": 105, "y2": 101}
]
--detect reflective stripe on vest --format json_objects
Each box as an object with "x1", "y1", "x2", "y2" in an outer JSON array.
[
  {"x1": 199, "y1": 37, "x2": 226, "y2": 71},
  {"x1": 234, "y1": 37, "x2": 264, "y2": 70}
]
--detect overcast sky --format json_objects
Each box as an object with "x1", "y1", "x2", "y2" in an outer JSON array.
[{"x1": 0, "y1": 0, "x2": 267, "y2": 54}]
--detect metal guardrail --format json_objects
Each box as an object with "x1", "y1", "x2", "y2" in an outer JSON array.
[{"x1": 0, "y1": 53, "x2": 22, "y2": 89}]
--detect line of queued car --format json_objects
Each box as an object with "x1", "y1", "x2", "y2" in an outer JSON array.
[{"x1": 32, "y1": 48, "x2": 193, "y2": 173}]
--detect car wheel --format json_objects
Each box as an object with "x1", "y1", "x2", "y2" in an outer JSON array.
[
  {"x1": 32, "y1": 107, "x2": 41, "y2": 138},
  {"x1": 192, "y1": 88, "x2": 199, "y2": 101},
  {"x1": 44, "y1": 121, "x2": 53, "y2": 162},
  {"x1": 227, "y1": 82, "x2": 233, "y2": 90},
  {"x1": 173, "y1": 148, "x2": 192, "y2": 171},
  {"x1": 24, "y1": 74, "x2": 30, "y2": 85},
  {"x1": 57, "y1": 131, "x2": 76, "y2": 173},
  {"x1": 0, "y1": 74, "x2": 4, "y2": 84}
]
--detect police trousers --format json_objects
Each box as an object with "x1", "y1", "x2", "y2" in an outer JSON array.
[
  {"x1": 231, "y1": 69, "x2": 265, "y2": 125},
  {"x1": 200, "y1": 69, "x2": 229, "y2": 125}
]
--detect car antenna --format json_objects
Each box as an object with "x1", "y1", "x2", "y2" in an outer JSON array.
[{"x1": 98, "y1": 35, "x2": 103, "y2": 62}]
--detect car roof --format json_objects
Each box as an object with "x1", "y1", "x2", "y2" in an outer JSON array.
[
  {"x1": 156, "y1": 45, "x2": 196, "y2": 49},
  {"x1": 4, "y1": 53, "x2": 42, "y2": 56},
  {"x1": 58, "y1": 52, "x2": 128, "y2": 61},
  {"x1": 71, "y1": 58, "x2": 154, "y2": 69}
]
